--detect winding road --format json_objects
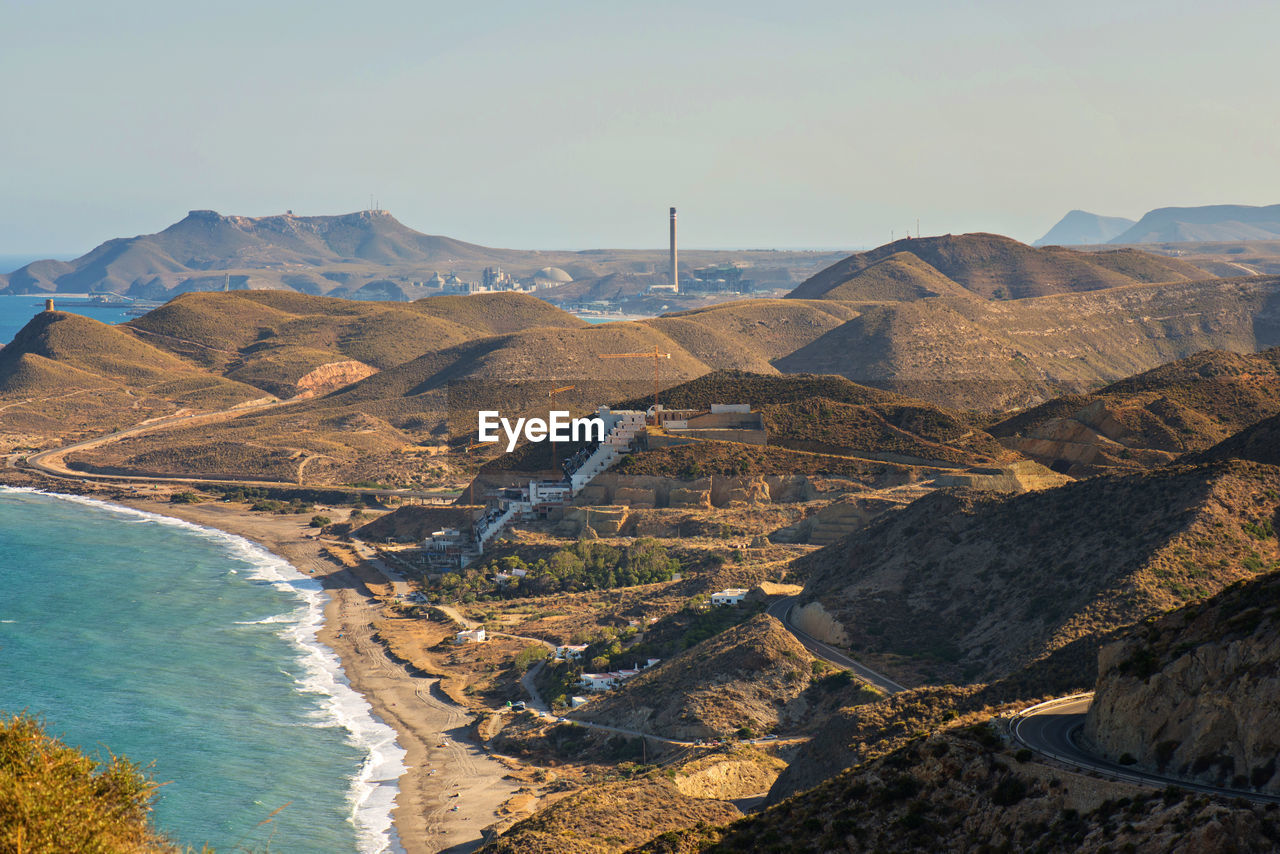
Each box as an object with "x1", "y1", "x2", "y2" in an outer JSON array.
[
  {"x1": 1012, "y1": 693, "x2": 1280, "y2": 805},
  {"x1": 21, "y1": 399, "x2": 459, "y2": 502},
  {"x1": 766, "y1": 596, "x2": 908, "y2": 694}
]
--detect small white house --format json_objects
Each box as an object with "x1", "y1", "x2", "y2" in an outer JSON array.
[
  {"x1": 710, "y1": 588, "x2": 750, "y2": 607},
  {"x1": 455, "y1": 627, "x2": 487, "y2": 644},
  {"x1": 570, "y1": 696, "x2": 588, "y2": 708},
  {"x1": 556, "y1": 644, "x2": 589, "y2": 660},
  {"x1": 580, "y1": 673, "x2": 616, "y2": 692}
]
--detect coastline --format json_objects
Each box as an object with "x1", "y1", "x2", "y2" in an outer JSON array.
[{"x1": 0, "y1": 475, "x2": 521, "y2": 854}]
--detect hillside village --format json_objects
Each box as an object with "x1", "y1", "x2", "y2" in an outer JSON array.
[{"x1": 5, "y1": 227, "x2": 1280, "y2": 853}]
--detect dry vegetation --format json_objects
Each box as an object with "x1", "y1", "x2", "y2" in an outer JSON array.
[{"x1": 798, "y1": 460, "x2": 1280, "y2": 686}]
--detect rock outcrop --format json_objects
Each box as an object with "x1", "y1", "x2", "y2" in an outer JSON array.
[{"x1": 1083, "y1": 568, "x2": 1280, "y2": 793}]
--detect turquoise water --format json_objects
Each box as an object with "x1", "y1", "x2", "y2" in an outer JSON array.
[
  {"x1": 0, "y1": 293, "x2": 133, "y2": 345},
  {"x1": 0, "y1": 488, "x2": 405, "y2": 852}
]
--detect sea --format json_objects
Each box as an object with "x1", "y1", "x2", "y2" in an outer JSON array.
[
  {"x1": 0, "y1": 488, "x2": 405, "y2": 852},
  {"x1": 0, "y1": 269, "x2": 625, "y2": 847}
]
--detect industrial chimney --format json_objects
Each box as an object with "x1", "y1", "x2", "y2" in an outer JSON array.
[{"x1": 669, "y1": 207, "x2": 679, "y2": 293}]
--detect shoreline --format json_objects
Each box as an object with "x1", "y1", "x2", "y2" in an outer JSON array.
[{"x1": 0, "y1": 475, "x2": 521, "y2": 854}]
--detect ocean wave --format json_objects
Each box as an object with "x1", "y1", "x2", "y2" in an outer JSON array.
[{"x1": 0, "y1": 486, "x2": 408, "y2": 854}]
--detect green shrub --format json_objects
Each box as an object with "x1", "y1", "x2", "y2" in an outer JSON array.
[
  {"x1": 309, "y1": 515, "x2": 332, "y2": 528},
  {"x1": 0, "y1": 713, "x2": 174, "y2": 852}
]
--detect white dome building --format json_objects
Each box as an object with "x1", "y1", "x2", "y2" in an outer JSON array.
[{"x1": 531, "y1": 266, "x2": 573, "y2": 285}]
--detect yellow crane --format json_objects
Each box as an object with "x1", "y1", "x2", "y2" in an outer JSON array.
[{"x1": 599, "y1": 347, "x2": 671, "y2": 413}]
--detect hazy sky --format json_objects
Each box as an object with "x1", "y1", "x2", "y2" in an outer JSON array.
[{"x1": 2, "y1": 0, "x2": 1277, "y2": 254}]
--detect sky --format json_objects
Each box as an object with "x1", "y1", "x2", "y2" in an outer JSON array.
[{"x1": 1, "y1": 0, "x2": 1278, "y2": 255}]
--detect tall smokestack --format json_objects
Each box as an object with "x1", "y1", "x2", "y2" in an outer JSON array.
[{"x1": 669, "y1": 207, "x2": 678, "y2": 293}]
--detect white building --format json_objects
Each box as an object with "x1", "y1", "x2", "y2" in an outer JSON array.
[
  {"x1": 556, "y1": 644, "x2": 589, "y2": 660},
  {"x1": 580, "y1": 673, "x2": 617, "y2": 692},
  {"x1": 455, "y1": 627, "x2": 487, "y2": 644},
  {"x1": 710, "y1": 588, "x2": 750, "y2": 606}
]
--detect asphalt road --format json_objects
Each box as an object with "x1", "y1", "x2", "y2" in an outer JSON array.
[
  {"x1": 766, "y1": 596, "x2": 908, "y2": 694},
  {"x1": 1012, "y1": 694, "x2": 1280, "y2": 805},
  {"x1": 22, "y1": 401, "x2": 459, "y2": 501}
]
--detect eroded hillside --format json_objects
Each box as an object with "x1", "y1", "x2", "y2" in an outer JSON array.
[{"x1": 793, "y1": 461, "x2": 1280, "y2": 686}]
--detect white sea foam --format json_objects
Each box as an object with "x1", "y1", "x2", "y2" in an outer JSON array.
[{"x1": 0, "y1": 487, "x2": 408, "y2": 854}]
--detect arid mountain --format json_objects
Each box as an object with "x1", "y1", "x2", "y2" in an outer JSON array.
[
  {"x1": 787, "y1": 233, "x2": 1211, "y2": 302},
  {"x1": 0, "y1": 310, "x2": 263, "y2": 441},
  {"x1": 0, "y1": 210, "x2": 530, "y2": 296},
  {"x1": 1111, "y1": 203, "x2": 1280, "y2": 244},
  {"x1": 1194, "y1": 411, "x2": 1280, "y2": 467},
  {"x1": 615, "y1": 371, "x2": 1016, "y2": 468},
  {"x1": 791, "y1": 461, "x2": 1280, "y2": 687},
  {"x1": 125, "y1": 289, "x2": 586, "y2": 396},
  {"x1": 8, "y1": 279, "x2": 1280, "y2": 480},
  {"x1": 635, "y1": 726, "x2": 1280, "y2": 854},
  {"x1": 1035, "y1": 210, "x2": 1136, "y2": 246},
  {"x1": 1085, "y1": 566, "x2": 1280, "y2": 794},
  {"x1": 569, "y1": 614, "x2": 817, "y2": 740},
  {"x1": 777, "y1": 275, "x2": 1280, "y2": 409},
  {"x1": 0, "y1": 209, "x2": 851, "y2": 300},
  {"x1": 990, "y1": 347, "x2": 1280, "y2": 475}
]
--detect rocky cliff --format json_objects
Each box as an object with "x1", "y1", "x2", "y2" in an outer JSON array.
[{"x1": 1083, "y1": 568, "x2": 1280, "y2": 793}]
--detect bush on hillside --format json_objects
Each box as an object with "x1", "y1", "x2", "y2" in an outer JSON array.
[{"x1": 0, "y1": 713, "x2": 175, "y2": 853}]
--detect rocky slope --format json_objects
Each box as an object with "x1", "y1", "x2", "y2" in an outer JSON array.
[
  {"x1": 1195, "y1": 411, "x2": 1280, "y2": 467},
  {"x1": 777, "y1": 275, "x2": 1280, "y2": 409},
  {"x1": 1083, "y1": 568, "x2": 1280, "y2": 793},
  {"x1": 792, "y1": 461, "x2": 1280, "y2": 686},
  {"x1": 632, "y1": 727, "x2": 1280, "y2": 854},
  {"x1": 990, "y1": 347, "x2": 1280, "y2": 475},
  {"x1": 569, "y1": 614, "x2": 817, "y2": 740}
]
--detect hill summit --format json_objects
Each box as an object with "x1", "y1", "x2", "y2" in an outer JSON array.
[
  {"x1": 786, "y1": 232, "x2": 1211, "y2": 302},
  {"x1": 0, "y1": 209, "x2": 524, "y2": 296}
]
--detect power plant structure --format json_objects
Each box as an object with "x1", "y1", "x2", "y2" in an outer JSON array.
[{"x1": 670, "y1": 206, "x2": 679, "y2": 293}]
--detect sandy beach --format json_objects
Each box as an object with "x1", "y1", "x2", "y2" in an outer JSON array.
[
  {"x1": 0, "y1": 470, "x2": 521, "y2": 854},
  {"x1": 125, "y1": 498, "x2": 523, "y2": 854}
]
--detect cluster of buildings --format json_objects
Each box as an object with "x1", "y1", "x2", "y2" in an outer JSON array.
[
  {"x1": 577, "y1": 657, "x2": 662, "y2": 693},
  {"x1": 418, "y1": 401, "x2": 763, "y2": 573},
  {"x1": 417, "y1": 266, "x2": 575, "y2": 295}
]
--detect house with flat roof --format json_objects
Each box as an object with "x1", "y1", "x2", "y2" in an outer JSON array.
[
  {"x1": 455, "y1": 627, "x2": 487, "y2": 644},
  {"x1": 710, "y1": 588, "x2": 750, "y2": 606}
]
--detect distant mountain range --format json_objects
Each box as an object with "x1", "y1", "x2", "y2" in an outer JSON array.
[
  {"x1": 0, "y1": 209, "x2": 846, "y2": 303},
  {"x1": 0, "y1": 209, "x2": 534, "y2": 298},
  {"x1": 1033, "y1": 210, "x2": 1135, "y2": 246},
  {"x1": 1037, "y1": 203, "x2": 1280, "y2": 246}
]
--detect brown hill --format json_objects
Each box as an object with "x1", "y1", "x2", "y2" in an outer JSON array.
[
  {"x1": 1084, "y1": 565, "x2": 1280, "y2": 794},
  {"x1": 127, "y1": 290, "x2": 585, "y2": 387},
  {"x1": 482, "y1": 776, "x2": 743, "y2": 854},
  {"x1": 792, "y1": 461, "x2": 1280, "y2": 687},
  {"x1": 1194, "y1": 411, "x2": 1280, "y2": 467},
  {"x1": 634, "y1": 726, "x2": 1280, "y2": 854},
  {"x1": 0, "y1": 311, "x2": 262, "y2": 443},
  {"x1": 569, "y1": 614, "x2": 817, "y2": 740},
  {"x1": 641, "y1": 299, "x2": 860, "y2": 373},
  {"x1": 788, "y1": 232, "x2": 1212, "y2": 302},
  {"x1": 990, "y1": 347, "x2": 1280, "y2": 475},
  {"x1": 777, "y1": 276, "x2": 1280, "y2": 409},
  {"x1": 818, "y1": 251, "x2": 973, "y2": 301}
]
